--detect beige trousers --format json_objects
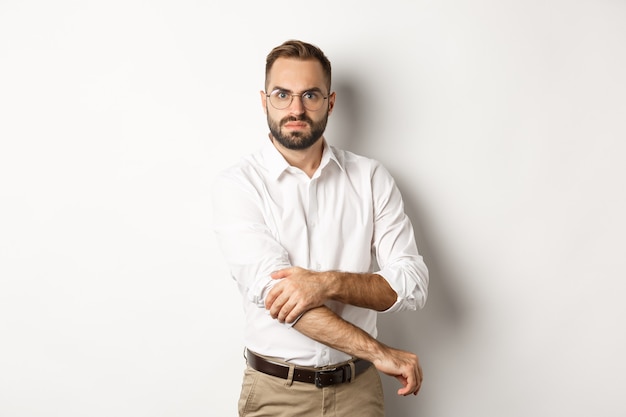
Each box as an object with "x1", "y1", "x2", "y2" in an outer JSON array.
[{"x1": 238, "y1": 364, "x2": 385, "y2": 417}]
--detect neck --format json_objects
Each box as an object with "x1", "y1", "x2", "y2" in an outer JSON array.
[{"x1": 270, "y1": 135, "x2": 324, "y2": 178}]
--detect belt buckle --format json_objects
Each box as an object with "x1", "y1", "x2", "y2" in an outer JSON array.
[{"x1": 314, "y1": 366, "x2": 346, "y2": 388}]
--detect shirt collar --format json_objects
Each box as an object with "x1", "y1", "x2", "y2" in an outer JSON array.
[{"x1": 262, "y1": 138, "x2": 345, "y2": 180}]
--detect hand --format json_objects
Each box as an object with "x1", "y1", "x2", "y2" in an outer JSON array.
[
  {"x1": 265, "y1": 267, "x2": 329, "y2": 323},
  {"x1": 372, "y1": 345, "x2": 423, "y2": 396}
]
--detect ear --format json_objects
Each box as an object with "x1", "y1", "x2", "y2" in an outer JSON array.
[
  {"x1": 327, "y1": 91, "x2": 336, "y2": 116},
  {"x1": 260, "y1": 90, "x2": 268, "y2": 114}
]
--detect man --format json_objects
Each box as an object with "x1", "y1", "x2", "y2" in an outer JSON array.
[{"x1": 212, "y1": 39, "x2": 429, "y2": 416}]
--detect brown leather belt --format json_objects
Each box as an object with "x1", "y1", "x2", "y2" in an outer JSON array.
[{"x1": 246, "y1": 349, "x2": 372, "y2": 388}]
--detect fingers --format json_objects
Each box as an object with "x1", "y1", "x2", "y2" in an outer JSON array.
[
  {"x1": 274, "y1": 300, "x2": 294, "y2": 323},
  {"x1": 396, "y1": 370, "x2": 418, "y2": 396},
  {"x1": 266, "y1": 287, "x2": 301, "y2": 323},
  {"x1": 270, "y1": 299, "x2": 301, "y2": 323},
  {"x1": 395, "y1": 375, "x2": 411, "y2": 396},
  {"x1": 396, "y1": 362, "x2": 424, "y2": 396},
  {"x1": 403, "y1": 362, "x2": 423, "y2": 396},
  {"x1": 415, "y1": 363, "x2": 423, "y2": 395},
  {"x1": 266, "y1": 267, "x2": 322, "y2": 323},
  {"x1": 396, "y1": 374, "x2": 421, "y2": 396},
  {"x1": 266, "y1": 268, "x2": 295, "y2": 312},
  {"x1": 411, "y1": 363, "x2": 423, "y2": 396},
  {"x1": 270, "y1": 267, "x2": 294, "y2": 279},
  {"x1": 265, "y1": 285, "x2": 279, "y2": 310},
  {"x1": 265, "y1": 276, "x2": 296, "y2": 322},
  {"x1": 266, "y1": 288, "x2": 286, "y2": 320},
  {"x1": 282, "y1": 303, "x2": 304, "y2": 323}
]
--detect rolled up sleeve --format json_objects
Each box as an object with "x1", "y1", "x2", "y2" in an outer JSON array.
[
  {"x1": 211, "y1": 171, "x2": 291, "y2": 308},
  {"x1": 370, "y1": 163, "x2": 429, "y2": 313}
]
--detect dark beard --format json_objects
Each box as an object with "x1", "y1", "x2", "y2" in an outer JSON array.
[{"x1": 268, "y1": 113, "x2": 328, "y2": 150}]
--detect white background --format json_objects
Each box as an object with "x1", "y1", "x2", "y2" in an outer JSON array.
[{"x1": 1, "y1": 1, "x2": 625, "y2": 416}]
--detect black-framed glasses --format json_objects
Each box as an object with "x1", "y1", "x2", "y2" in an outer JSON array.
[{"x1": 266, "y1": 89, "x2": 329, "y2": 111}]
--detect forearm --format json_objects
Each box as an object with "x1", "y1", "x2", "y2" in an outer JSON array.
[
  {"x1": 325, "y1": 271, "x2": 397, "y2": 311},
  {"x1": 292, "y1": 304, "x2": 423, "y2": 397},
  {"x1": 292, "y1": 305, "x2": 384, "y2": 362},
  {"x1": 266, "y1": 267, "x2": 398, "y2": 323}
]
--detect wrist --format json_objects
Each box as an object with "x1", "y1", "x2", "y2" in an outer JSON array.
[
  {"x1": 323, "y1": 270, "x2": 341, "y2": 300},
  {"x1": 359, "y1": 338, "x2": 387, "y2": 364}
]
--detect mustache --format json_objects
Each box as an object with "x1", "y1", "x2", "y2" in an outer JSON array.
[{"x1": 281, "y1": 115, "x2": 313, "y2": 125}]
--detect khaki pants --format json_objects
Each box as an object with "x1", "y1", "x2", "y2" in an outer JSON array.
[{"x1": 238, "y1": 364, "x2": 384, "y2": 417}]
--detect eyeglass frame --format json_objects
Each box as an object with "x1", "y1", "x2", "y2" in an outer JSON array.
[{"x1": 265, "y1": 88, "x2": 330, "y2": 111}]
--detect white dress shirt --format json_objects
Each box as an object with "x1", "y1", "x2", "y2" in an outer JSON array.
[{"x1": 212, "y1": 140, "x2": 428, "y2": 367}]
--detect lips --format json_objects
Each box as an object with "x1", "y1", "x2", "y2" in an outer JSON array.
[{"x1": 283, "y1": 121, "x2": 308, "y2": 129}]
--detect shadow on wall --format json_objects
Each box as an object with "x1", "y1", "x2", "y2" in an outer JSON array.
[
  {"x1": 379, "y1": 178, "x2": 467, "y2": 416},
  {"x1": 326, "y1": 77, "x2": 368, "y2": 156},
  {"x1": 331, "y1": 76, "x2": 468, "y2": 416}
]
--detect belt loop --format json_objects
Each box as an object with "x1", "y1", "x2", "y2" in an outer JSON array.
[
  {"x1": 348, "y1": 361, "x2": 356, "y2": 383},
  {"x1": 285, "y1": 364, "x2": 295, "y2": 387}
]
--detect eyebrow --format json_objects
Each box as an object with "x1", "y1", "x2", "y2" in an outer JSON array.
[{"x1": 270, "y1": 86, "x2": 325, "y2": 94}]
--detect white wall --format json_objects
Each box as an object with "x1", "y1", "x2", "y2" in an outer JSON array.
[{"x1": 1, "y1": 1, "x2": 625, "y2": 416}]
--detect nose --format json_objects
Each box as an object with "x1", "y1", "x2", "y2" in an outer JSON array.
[{"x1": 288, "y1": 94, "x2": 306, "y2": 114}]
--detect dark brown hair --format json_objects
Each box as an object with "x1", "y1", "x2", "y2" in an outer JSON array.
[{"x1": 265, "y1": 40, "x2": 332, "y2": 92}]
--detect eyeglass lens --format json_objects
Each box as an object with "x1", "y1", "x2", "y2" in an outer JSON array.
[{"x1": 268, "y1": 90, "x2": 327, "y2": 111}]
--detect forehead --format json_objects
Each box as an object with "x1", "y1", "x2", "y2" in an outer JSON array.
[{"x1": 267, "y1": 57, "x2": 326, "y2": 90}]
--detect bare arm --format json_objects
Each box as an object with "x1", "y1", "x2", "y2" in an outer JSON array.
[
  {"x1": 293, "y1": 305, "x2": 423, "y2": 396},
  {"x1": 265, "y1": 267, "x2": 397, "y2": 323}
]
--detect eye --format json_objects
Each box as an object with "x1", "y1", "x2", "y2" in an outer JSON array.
[
  {"x1": 303, "y1": 91, "x2": 320, "y2": 101},
  {"x1": 270, "y1": 90, "x2": 290, "y2": 100}
]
